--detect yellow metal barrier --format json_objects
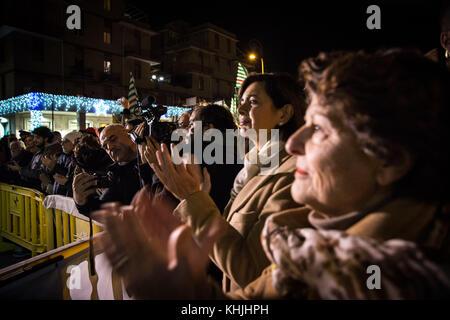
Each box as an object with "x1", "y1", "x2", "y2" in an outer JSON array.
[{"x1": 0, "y1": 183, "x2": 100, "y2": 257}]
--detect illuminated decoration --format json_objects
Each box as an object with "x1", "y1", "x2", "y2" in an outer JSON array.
[
  {"x1": 0, "y1": 92, "x2": 188, "y2": 118},
  {"x1": 93, "y1": 100, "x2": 110, "y2": 116},
  {"x1": 230, "y1": 63, "x2": 249, "y2": 122},
  {"x1": 0, "y1": 92, "x2": 121, "y2": 115},
  {"x1": 161, "y1": 105, "x2": 189, "y2": 119},
  {"x1": 30, "y1": 110, "x2": 43, "y2": 131}
]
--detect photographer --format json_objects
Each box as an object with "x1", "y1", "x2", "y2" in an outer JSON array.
[{"x1": 72, "y1": 124, "x2": 154, "y2": 217}]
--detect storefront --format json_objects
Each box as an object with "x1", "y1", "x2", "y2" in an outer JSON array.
[{"x1": 0, "y1": 92, "x2": 187, "y2": 138}]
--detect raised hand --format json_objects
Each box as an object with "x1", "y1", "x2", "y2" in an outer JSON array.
[
  {"x1": 72, "y1": 172, "x2": 97, "y2": 206},
  {"x1": 93, "y1": 188, "x2": 223, "y2": 299},
  {"x1": 150, "y1": 143, "x2": 202, "y2": 201}
]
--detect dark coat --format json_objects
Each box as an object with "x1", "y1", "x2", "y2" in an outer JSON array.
[
  {"x1": 75, "y1": 159, "x2": 175, "y2": 217},
  {"x1": 12, "y1": 150, "x2": 34, "y2": 168},
  {"x1": 51, "y1": 152, "x2": 76, "y2": 196},
  {"x1": 19, "y1": 148, "x2": 44, "y2": 190}
]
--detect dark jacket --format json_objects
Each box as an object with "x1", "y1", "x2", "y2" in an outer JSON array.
[
  {"x1": 19, "y1": 148, "x2": 44, "y2": 190},
  {"x1": 203, "y1": 141, "x2": 243, "y2": 213},
  {"x1": 0, "y1": 150, "x2": 34, "y2": 185},
  {"x1": 12, "y1": 150, "x2": 34, "y2": 168},
  {"x1": 75, "y1": 158, "x2": 175, "y2": 216},
  {"x1": 51, "y1": 152, "x2": 76, "y2": 196}
]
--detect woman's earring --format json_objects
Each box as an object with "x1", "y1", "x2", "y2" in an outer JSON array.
[{"x1": 446, "y1": 49, "x2": 449, "y2": 59}]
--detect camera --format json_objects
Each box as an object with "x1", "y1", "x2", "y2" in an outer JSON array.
[
  {"x1": 129, "y1": 96, "x2": 177, "y2": 146},
  {"x1": 94, "y1": 173, "x2": 113, "y2": 189},
  {"x1": 74, "y1": 134, "x2": 114, "y2": 189}
]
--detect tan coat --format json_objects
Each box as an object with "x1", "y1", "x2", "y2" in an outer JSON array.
[
  {"x1": 174, "y1": 149, "x2": 304, "y2": 293},
  {"x1": 230, "y1": 197, "x2": 449, "y2": 299}
]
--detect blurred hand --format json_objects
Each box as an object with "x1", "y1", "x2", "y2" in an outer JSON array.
[
  {"x1": 72, "y1": 172, "x2": 97, "y2": 206},
  {"x1": 53, "y1": 173, "x2": 69, "y2": 185},
  {"x1": 39, "y1": 173, "x2": 51, "y2": 185},
  {"x1": 7, "y1": 161, "x2": 20, "y2": 172},
  {"x1": 93, "y1": 189, "x2": 223, "y2": 299},
  {"x1": 150, "y1": 144, "x2": 203, "y2": 201},
  {"x1": 41, "y1": 156, "x2": 57, "y2": 171},
  {"x1": 141, "y1": 136, "x2": 160, "y2": 165},
  {"x1": 134, "y1": 122, "x2": 146, "y2": 138},
  {"x1": 190, "y1": 162, "x2": 211, "y2": 194}
]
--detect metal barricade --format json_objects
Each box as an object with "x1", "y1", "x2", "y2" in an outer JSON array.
[{"x1": 0, "y1": 183, "x2": 100, "y2": 256}]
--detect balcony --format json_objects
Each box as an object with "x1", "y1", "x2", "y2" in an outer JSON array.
[
  {"x1": 124, "y1": 46, "x2": 151, "y2": 59},
  {"x1": 166, "y1": 37, "x2": 209, "y2": 51},
  {"x1": 177, "y1": 63, "x2": 213, "y2": 75}
]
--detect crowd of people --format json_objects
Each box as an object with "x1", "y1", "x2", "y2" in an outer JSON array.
[
  {"x1": 95, "y1": 48, "x2": 450, "y2": 299},
  {"x1": 1, "y1": 15, "x2": 450, "y2": 299}
]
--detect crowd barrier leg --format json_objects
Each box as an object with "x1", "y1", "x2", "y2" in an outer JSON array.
[{"x1": 45, "y1": 207, "x2": 55, "y2": 251}]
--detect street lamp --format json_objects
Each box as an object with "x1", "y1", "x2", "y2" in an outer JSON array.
[{"x1": 248, "y1": 53, "x2": 264, "y2": 74}]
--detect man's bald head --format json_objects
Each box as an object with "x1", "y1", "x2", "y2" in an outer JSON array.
[{"x1": 100, "y1": 124, "x2": 136, "y2": 163}]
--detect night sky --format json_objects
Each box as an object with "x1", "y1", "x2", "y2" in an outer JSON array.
[{"x1": 130, "y1": 0, "x2": 446, "y2": 76}]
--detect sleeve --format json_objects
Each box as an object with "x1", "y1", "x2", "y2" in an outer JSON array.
[
  {"x1": 226, "y1": 265, "x2": 281, "y2": 300},
  {"x1": 75, "y1": 197, "x2": 101, "y2": 216},
  {"x1": 174, "y1": 173, "x2": 298, "y2": 289}
]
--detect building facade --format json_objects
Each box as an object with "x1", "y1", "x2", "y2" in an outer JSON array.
[
  {"x1": 0, "y1": 0, "x2": 241, "y2": 137},
  {"x1": 152, "y1": 21, "x2": 239, "y2": 106}
]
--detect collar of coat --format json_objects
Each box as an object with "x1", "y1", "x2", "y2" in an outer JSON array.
[
  {"x1": 263, "y1": 197, "x2": 439, "y2": 243},
  {"x1": 228, "y1": 148, "x2": 296, "y2": 215}
]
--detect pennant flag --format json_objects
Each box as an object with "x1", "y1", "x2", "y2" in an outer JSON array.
[
  {"x1": 128, "y1": 72, "x2": 141, "y2": 118},
  {"x1": 230, "y1": 63, "x2": 248, "y2": 122}
]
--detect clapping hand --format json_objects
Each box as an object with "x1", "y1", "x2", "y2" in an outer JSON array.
[
  {"x1": 53, "y1": 173, "x2": 69, "y2": 185},
  {"x1": 7, "y1": 161, "x2": 21, "y2": 172},
  {"x1": 150, "y1": 143, "x2": 211, "y2": 200},
  {"x1": 134, "y1": 122, "x2": 161, "y2": 165},
  {"x1": 93, "y1": 188, "x2": 223, "y2": 299}
]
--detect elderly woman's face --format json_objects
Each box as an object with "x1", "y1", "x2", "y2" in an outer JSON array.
[{"x1": 286, "y1": 95, "x2": 382, "y2": 216}]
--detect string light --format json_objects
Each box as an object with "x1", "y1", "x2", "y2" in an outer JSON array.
[
  {"x1": 30, "y1": 110, "x2": 43, "y2": 131},
  {"x1": 93, "y1": 100, "x2": 110, "y2": 116},
  {"x1": 0, "y1": 92, "x2": 188, "y2": 118}
]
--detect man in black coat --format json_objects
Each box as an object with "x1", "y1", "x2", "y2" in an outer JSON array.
[{"x1": 73, "y1": 124, "x2": 169, "y2": 217}]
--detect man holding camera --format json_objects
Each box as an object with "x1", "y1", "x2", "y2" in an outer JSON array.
[{"x1": 73, "y1": 124, "x2": 154, "y2": 216}]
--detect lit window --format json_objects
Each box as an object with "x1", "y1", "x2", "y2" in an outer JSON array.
[
  {"x1": 104, "y1": 31, "x2": 111, "y2": 44},
  {"x1": 104, "y1": 60, "x2": 111, "y2": 74},
  {"x1": 104, "y1": 0, "x2": 111, "y2": 11}
]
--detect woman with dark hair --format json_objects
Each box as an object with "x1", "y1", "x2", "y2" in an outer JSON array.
[
  {"x1": 184, "y1": 104, "x2": 242, "y2": 212},
  {"x1": 237, "y1": 73, "x2": 305, "y2": 142},
  {"x1": 145, "y1": 73, "x2": 307, "y2": 293},
  {"x1": 189, "y1": 104, "x2": 237, "y2": 133},
  {"x1": 96, "y1": 49, "x2": 450, "y2": 299}
]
